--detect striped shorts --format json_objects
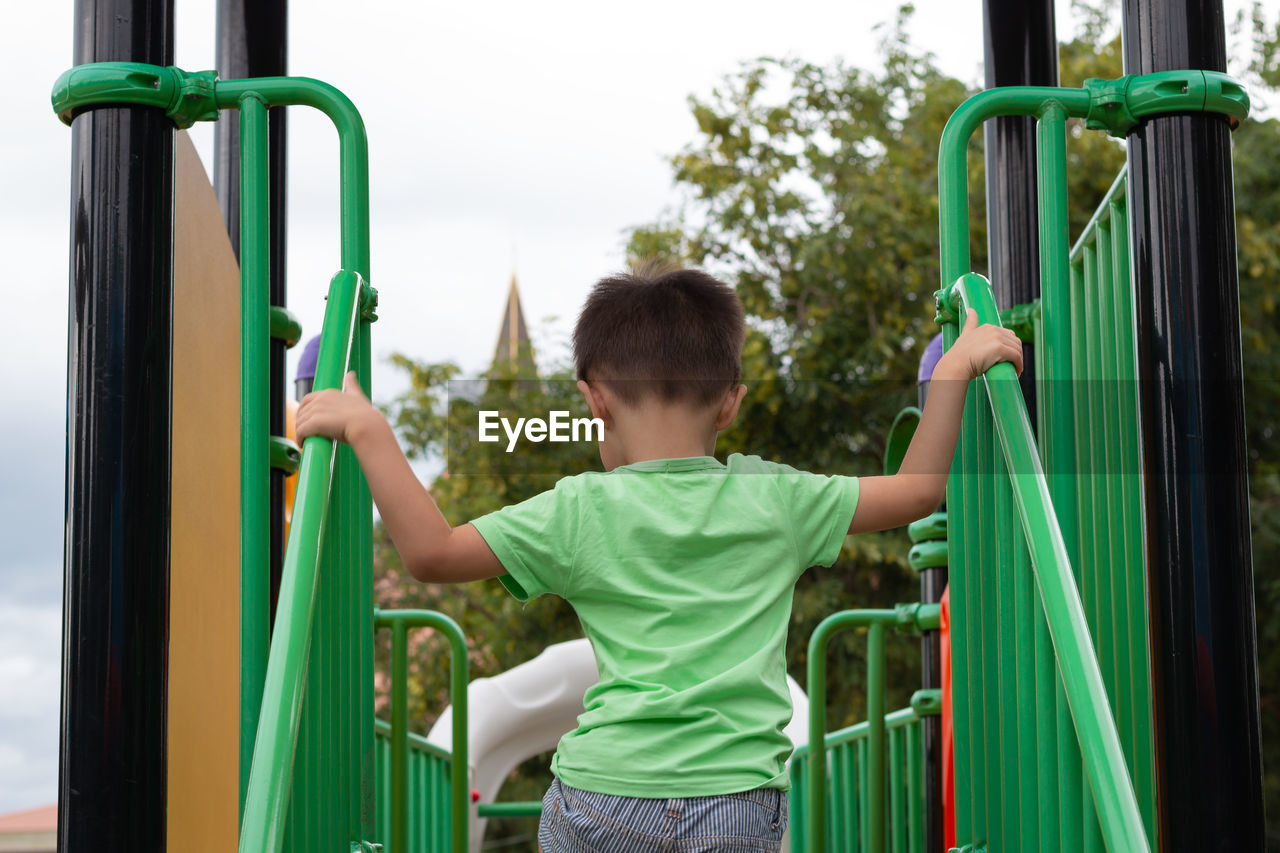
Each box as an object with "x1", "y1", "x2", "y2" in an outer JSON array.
[{"x1": 537, "y1": 776, "x2": 789, "y2": 852}]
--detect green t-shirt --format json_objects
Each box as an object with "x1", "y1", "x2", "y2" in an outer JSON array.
[{"x1": 469, "y1": 453, "x2": 859, "y2": 797}]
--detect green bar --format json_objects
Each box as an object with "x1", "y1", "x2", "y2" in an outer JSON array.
[
  {"x1": 1060, "y1": 259, "x2": 1087, "y2": 853},
  {"x1": 857, "y1": 738, "x2": 867, "y2": 851},
  {"x1": 806, "y1": 609, "x2": 899, "y2": 853},
  {"x1": 1079, "y1": 243, "x2": 1100, "y2": 664},
  {"x1": 374, "y1": 610, "x2": 470, "y2": 853},
  {"x1": 889, "y1": 727, "x2": 904, "y2": 851},
  {"x1": 1109, "y1": 191, "x2": 1158, "y2": 842},
  {"x1": 238, "y1": 92, "x2": 270, "y2": 818},
  {"x1": 216, "y1": 77, "x2": 370, "y2": 279},
  {"x1": 1034, "y1": 104, "x2": 1078, "y2": 562},
  {"x1": 237, "y1": 270, "x2": 363, "y2": 853},
  {"x1": 974, "y1": 384, "x2": 994, "y2": 844},
  {"x1": 867, "y1": 622, "x2": 886, "y2": 853},
  {"x1": 477, "y1": 802, "x2": 544, "y2": 818},
  {"x1": 995, "y1": 454, "x2": 1019, "y2": 850},
  {"x1": 390, "y1": 620, "x2": 407, "y2": 853},
  {"x1": 906, "y1": 720, "x2": 923, "y2": 853},
  {"x1": 1058, "y1": 675, "x2": 1082, "y2": 851},
  {"x1": 1098, "y1": 217, "x2": 1135, "y2": 783},
  {"x1": 941, "y1": 273, "x2": 1149, "y2": 853},
  {"x1": 831, "y1": 744, "x2": 846, "y2": 849},
  {"x1": 938, "y1": 87, "x2": 1091, "y2": 288},
  {"x1": 1084, "y1": 240, "x2": 1116, "y2": 716},
  {"x1": 357, "y1": 311, "x2": 376, "y2": 842},
  {"x1": 1102, "y1": 203, "x2": 1137, "y2": 765},
  {"x1": 1084, "y1": 212, "x2": 1108, "y2": 853},
  {"x1": 789, "y1": 772, "x2": 805, "y2": 853},
  {"x1": 1035, "y1": 105, "x2": 1075, "y2": 853},
  {"x1": 946, "y1": 343, "x2": 975, "y2": 844}
]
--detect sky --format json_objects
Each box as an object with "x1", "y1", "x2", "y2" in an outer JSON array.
[{"x1": 0, "y1": 0, "x2": 1270, "y2": 818}]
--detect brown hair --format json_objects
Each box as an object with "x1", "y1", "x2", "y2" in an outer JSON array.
[{"x1": 573, "y1": 259, "x2": 745, "y2": 406}]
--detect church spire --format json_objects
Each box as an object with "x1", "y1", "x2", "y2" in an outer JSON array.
[{"x1": 492, "y1": 272, "x2": 536, "y2": 377}]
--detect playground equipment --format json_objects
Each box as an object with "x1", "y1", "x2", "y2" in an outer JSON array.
[{"x1": 52, "y1": 0, "x2": 1263, "y2": 850}]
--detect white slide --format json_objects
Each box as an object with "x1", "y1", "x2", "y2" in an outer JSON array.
[{"x1": 426, "y1": 638, "x2": 809, "y2": 852}]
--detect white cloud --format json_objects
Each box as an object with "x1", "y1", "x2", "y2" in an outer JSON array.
[{"x1": 0, "y1": 602, "x2": 61, "y2": 814}]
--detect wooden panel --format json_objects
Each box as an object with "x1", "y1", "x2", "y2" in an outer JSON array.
[{"x1": 168, "y1": 129, "x2": 241, "y2": 851}]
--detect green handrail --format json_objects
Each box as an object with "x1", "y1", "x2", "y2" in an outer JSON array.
[
  {"x1": 805, "y1": 603, "x2": 940, "y2": 853},
  {"x1": 476, "y1": 802, "x2": 544, "y2": 819},
  {"x1": 238, "y1": 269, "x2": 366, "y2": 853},
  {"x1": 221, "y1": 73, "x2": 374, "y2": 853},
  {"x1": 929, "y1": 71, "x2": 1250, "y2": 852},
  {"x1": 791, "y1": 705, "x2": 932, "y2": 853},
  {"x1": 938, "y1": 272, "x2": 1148, "y2": 853},
  {"x1": 374, "y1": 609, "x2": 470, "y2": 853},
  {"x1": 51, "y1": 64, "x2": 377, "y2": 848}
]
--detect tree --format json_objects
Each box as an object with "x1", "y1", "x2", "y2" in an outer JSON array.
[{"x1": 1233, "y1": 8, "x2": 1280, "y2": 839}]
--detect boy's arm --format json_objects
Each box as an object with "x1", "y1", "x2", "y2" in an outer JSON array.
[
  {"x1": 849, "y1": 310, "x2": 1023, "y2": 534},
  {"x1": 295, "y1": 373, "x2": 505, "y2": 583}
]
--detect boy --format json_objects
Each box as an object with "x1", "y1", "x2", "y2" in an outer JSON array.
[{"x1": 296, "y1": 262, "x2": 1021, "y2": 851}]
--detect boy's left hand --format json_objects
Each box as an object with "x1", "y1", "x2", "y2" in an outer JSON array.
[
  {"x1": 938, "y1": 309, "x2": 1024, "y2": 381},
  {"x1": 296, "y1": 371, "x2": 380, "y2": 446}
]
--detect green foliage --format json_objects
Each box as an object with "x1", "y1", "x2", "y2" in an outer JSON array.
[
  {"x1": 1234, "y1": 111, "x2": 1280, "y2": 847},
  {"x1": 1239, "y1": 0, "x2": 1280, "y2": 90},
  {"x1": 375, "y1": 347, "x2": 597, "y2": 713}
]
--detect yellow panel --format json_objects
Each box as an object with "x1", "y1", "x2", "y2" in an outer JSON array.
[{"x1": 168, "y1": 129, "x2": 241, "y2": 851}]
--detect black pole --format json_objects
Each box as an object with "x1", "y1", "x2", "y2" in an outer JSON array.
[
  {"x1": 982, "y1": 0, "x2": 1058, "y2": 430},
  {"x1": 214, "y1": 0, "x2": 288, "y2": 620},
  {"x1": 59, "y1": 0, "x2": 174, "y2": 849},
  {"x1": 915, "y1": 369, "x2": 947, "y2": 853},
  {"x1": 1120, "y1": 1, "x2": 1264, "y2": 848}
]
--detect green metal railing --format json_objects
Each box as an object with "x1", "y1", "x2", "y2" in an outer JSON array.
[
  {"x1": 221, "y1": 76, "x2": 377, "y2": 853},
  {"x1": 52, "y1": 62, "x2": 380, "y2": 852},
  {"x1": 934, "y1": 71, "x2": 1248, "y2": 852},
  {"x1": 374, "y1": 722, "x2": 453, "y2": 852},
  {"x1": 1064, "y1": 172, "x2": 1156, "y2": 841},
  {"x1": 939, "y1": 273, "x2": 1147, "y2": 853},
  {"x1": 791, "y1": 704, "x2": 937, "y2": 853},
  {"x1": 374, "y1": 610, "x2": 470, "y2": 853},
  {"x1": 800, "y1": 604, "x2": 940, "y2": 853},
  {"x1": 240, "y1": 267, "x2": 371, "y2": 853}
]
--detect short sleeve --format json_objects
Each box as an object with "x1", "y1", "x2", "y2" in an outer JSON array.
[
  {"x1": 776, "y1": 469, "x2": 860, "y2": 569},
  {"x1": 470, "y1": 480, "x2": 578, "y2": 602}
]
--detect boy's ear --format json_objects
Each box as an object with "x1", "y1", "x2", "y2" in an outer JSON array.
[
  {"x1": 577, "y1": 380, "x2": 611, "y2": 428},
  {"x1": 714, "y1": 384, "x2": 748, "y2": 431}
]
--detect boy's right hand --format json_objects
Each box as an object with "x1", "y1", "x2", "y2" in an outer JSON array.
[
  {"x1": 296, "y1": 371, "x2": 381, "y2": 446},
  {"x1": 936, "y1": 309, "x2": 1024, "y2": 381}
]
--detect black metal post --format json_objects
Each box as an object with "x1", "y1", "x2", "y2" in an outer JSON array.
[
  {"x1": 214, "y1": 0, "x2": 288, "y2": 619},
  {"x1": 59, "y1": 0, "x2": 174, "y2": 849},
  {"x1": 982, "y1": 0, "x2": 1058, "y2": 430},
  {"x1": 916, "y1": 366, "x2": 947, "y2": 853},
  {"x1": 1121, "y1": 1, "x2": 1265, "y2": 848}
]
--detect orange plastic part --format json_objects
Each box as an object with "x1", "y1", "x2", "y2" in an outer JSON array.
[
  {"x1": 284, "y1": 397, "x2": 299, "y2": 541},
  {"x1": 941, "y1": 585, "x2": 955, "y2": 852}
]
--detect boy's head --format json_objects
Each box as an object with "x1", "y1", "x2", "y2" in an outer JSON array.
[{"x1": 573, "y1": 260, "x2": 745, "y2": 409}]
